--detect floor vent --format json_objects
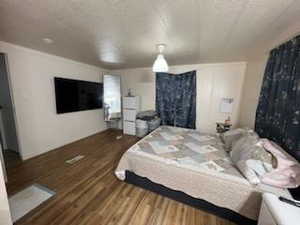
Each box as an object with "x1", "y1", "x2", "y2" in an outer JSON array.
[{"x1": 65, "y1": 155, "x2": 85, "y2": 164}]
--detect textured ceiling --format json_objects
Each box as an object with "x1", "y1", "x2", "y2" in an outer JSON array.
[{"x1": 1, "y1": 0, "x2": 300, "y2": 69}]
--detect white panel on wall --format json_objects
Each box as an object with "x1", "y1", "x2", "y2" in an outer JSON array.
[
  {"x1": 121, "y1": 69, "x2": 155, "y2": 111},
  {"x1": 196, "y1": 65, "x2": 214, "y2": 132},
  {"x1": 208, "y1": 64, "x2": 246, "y2": 132},
  {"x1": 239, "y1": 56, "x2": 268, "y2": 128}
]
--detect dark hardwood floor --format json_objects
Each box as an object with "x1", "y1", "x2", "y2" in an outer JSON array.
[{"x1": 6, "y1": 129, "x2": 235, "y2": 225}]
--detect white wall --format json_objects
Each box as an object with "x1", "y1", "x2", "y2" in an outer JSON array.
[
  {"x1": 113, "y1": 62, "x2": 247, "y2": 133},
  {"x1": 0, "y1": 41, "x2": 108, "y2": 160},
  {"x1": 238, "y1": 56, "x2": 268, "y2": 129}
]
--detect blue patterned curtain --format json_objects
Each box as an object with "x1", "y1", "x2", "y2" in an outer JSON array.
[
  {"x1": 156, "y1": 71, "x2": 196, "y2": 129},
  {"x1": 255, "y1": 35, "x2": 300, "y2": 161}
]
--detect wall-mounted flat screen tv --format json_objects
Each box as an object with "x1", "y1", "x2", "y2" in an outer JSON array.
[{"x1": 54, "y1": 77, "x2": 103, "y2": 114}]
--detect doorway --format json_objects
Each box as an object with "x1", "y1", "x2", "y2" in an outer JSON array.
[{"x1": 0, "y1": 53, "x2": 22, "y2": 175}]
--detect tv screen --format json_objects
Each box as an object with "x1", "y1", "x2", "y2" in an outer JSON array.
[{"x1": 54, "y1": 77, "x2": 103, "y2": 114}]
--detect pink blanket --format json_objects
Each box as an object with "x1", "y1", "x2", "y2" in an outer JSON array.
[{"x1": 260, "y1": 139, "x2": 300, "y2": 188}]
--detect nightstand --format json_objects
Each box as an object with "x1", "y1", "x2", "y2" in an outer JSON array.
[{"x1": 258, "y1": 193, "x2": 300, "y2": 225}]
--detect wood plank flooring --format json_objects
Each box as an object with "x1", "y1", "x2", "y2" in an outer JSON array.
[{"x1": 6, "y1": 129, "x2": 236, "y2": 225}]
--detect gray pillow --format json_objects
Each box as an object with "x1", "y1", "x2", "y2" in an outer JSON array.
[
  {"x1": 230, "y1": 132, "x2": 260, "y2": 163},
  {"x1": 230, "y1": 135, "x2": 276, "y2": 185},
  {"x1": 220, "y1": 128, "x2": 246, "y2": 151}
]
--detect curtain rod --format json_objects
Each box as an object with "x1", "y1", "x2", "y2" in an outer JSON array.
[{"x1": 267, "y1": 31, "x2": 300, "y2": 52}]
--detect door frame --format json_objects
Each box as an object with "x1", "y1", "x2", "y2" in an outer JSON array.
[{"x1": 0, "y1": 53, "x2": 24, "y2": 161}]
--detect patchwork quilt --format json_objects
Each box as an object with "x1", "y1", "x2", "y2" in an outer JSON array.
[{"x1": 127, "y1": 126, "x2": 244, "y2": 180}]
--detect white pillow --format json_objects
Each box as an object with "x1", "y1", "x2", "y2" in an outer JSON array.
[{"x1": 236, "y1": 160, "x2": 262, "y2": 185}]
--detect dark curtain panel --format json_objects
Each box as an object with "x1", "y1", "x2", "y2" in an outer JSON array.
[
  {"x1": 255, "y1": 35, "x2": 300, "y2": 161},
  {"x1": 156, "y1": 70, "x2": 196, "y2": 129}
]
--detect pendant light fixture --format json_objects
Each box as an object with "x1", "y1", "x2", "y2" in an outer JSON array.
[{"x1": 152, "y1": 44, "x2": 169, "y2": 72}]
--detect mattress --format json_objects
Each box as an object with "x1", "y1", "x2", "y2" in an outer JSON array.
[{"x1": 115, "y1": 126, "x2": 290, "y2": 220}]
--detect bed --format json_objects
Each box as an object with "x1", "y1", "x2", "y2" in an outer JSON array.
[{"x1": 115, "y1": 126, "x2": 290, "y2": 225}]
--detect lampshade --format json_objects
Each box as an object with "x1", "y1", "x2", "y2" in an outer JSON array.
[
  {"x1": 152, "y1": 44, "x2": 169, "y2": 72},
  {"x1": 152, "y1": 54, "x2": 169, "y2": 72}
]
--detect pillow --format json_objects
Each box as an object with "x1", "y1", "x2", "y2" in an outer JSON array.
[
  {"x1": 231, "y1": 136, "x2": 274, "y2": 185},
  {"x1": 236, "y1": 159, "x2": 270, "y2": 185},
  {"x1": 230, "y1": 132, "x2": 260, "y2": 164},
  {"x1": 220, "y1": 128, "x2": 246, "y2": 151},
  {"x1": 259, "y1": 139, "x2": 300, "y2": 188}
]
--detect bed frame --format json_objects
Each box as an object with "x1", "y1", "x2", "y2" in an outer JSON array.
[
  {"x1": 289, "y1": 187, "x2": 300, "y2": 200},
  {"x1": 125, "y1": 171, "x2": 257, "y2": 225}
]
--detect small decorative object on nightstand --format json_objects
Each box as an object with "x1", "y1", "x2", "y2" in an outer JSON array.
[
  {"x1": 216, "y1": 117, "x2": 232, "y2": 133},
  {"x1": 258, "y1": 193, "x2": 300, "y2": 225},
  {"x1": 216, "y1": 122, "x2": 232, "y2": 133}
]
